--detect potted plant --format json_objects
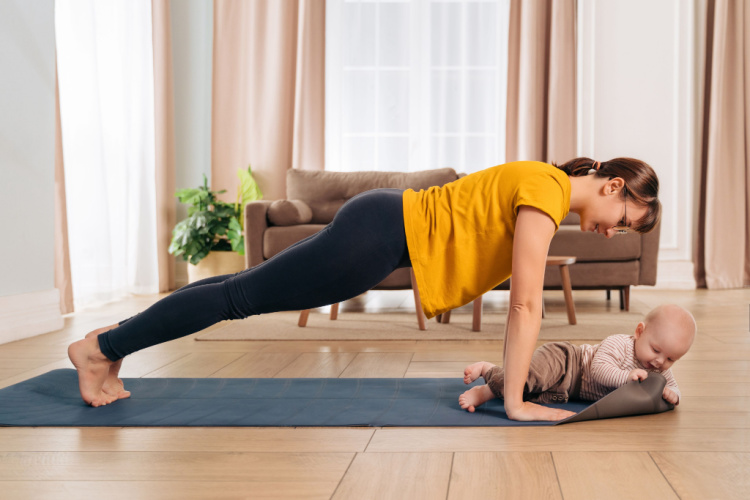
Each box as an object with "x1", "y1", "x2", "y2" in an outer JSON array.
[{"x1": 169, "y1": 166, "x2": 263, "y2": 282}]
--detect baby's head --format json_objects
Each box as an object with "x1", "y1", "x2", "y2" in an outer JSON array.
[{"x1": 633, "y1": 304, "x2": 696, "y2": 372}]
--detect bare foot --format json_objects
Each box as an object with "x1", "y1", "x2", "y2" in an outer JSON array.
[
  {"x1": 458, "y1": 384, "x2": 496, "y2": 412},
  {"x1": 85, "y1": 325, "x2": 130, "y2": 400},
  {"x1": 463, "y1": 361, "x2": 495, "y2": 384},
  {"x1": 68, "y1": 336, "x2": 117, "y2": 407}
]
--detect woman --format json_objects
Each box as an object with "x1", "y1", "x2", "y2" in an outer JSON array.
[{"x1": 69, "y1": 157, "x2": 660, "y2": 421}]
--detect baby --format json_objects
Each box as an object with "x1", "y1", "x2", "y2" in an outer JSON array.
[{"x1": 459, "y1": 304, "x2": 697, "y2": 412}]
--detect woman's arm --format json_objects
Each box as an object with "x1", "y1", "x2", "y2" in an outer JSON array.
[{"x1": 503, "y1": 206, "x2": 576, "y2": 421}]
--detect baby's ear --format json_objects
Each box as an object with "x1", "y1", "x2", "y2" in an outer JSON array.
[{"x1": 634, "y1": 322, "x2": 645, "y2": 338}]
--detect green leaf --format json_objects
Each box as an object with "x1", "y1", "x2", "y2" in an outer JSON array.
[
  {"x1": 229, "y1": 234, "x2": 245, "y2": 255},
  {"x1": 227, "y1": 216, "x2": 245, "y2": 254},
  {"x1": 188, "y1": 212, "x2": 209, "y2": 230},
  {"x1": 169, "y1": 219, "x2": 196, "y2": 259},
  {"x1": 236, "y1": 165, "x2": 263, "y2": 230},
  {"x1": 212, "y1": 204, "x2": 236, "y2": 218},
  {"x1": 189, "y1": 246, "x2": 211, "y2": 265},
  {"x1": 228, "y1": 217, "x2": 242, "y2": 232},
  {"x1": 238, "y1": 165, "x2": 263, "y2": 203}
]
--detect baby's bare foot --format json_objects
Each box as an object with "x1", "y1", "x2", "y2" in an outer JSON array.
[
  {"x1": 458, "y1": 384, "x2": 496, "y2": 413},
  {"x1": 68, "y1": 337, "x2": 117, "y2": 407},
  {"x1": 463, "y1": 361, "x2": 495, "y2": 384},
  {"x1": 85, "y1": 325, "x2": 130, "y2": 400}
]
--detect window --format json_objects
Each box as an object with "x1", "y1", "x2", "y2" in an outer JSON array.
[{"x1": 326, "y1": 0, "x2": 510, "y2": 173}]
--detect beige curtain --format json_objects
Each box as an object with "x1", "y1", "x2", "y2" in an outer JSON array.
[
  {"x1": 152, "y1": 0, "x2": 176, "y2": 292},
  {"x1": 695, "y1": 0, "x2": 750, "y2": 288},
  {"x1": 54, "y1": 69, "x2": 74, "y2": 315},
  {"x1": 212, "y1": 0, "x2": 325, "y2": 202},
  {"x1": 505, "y1": 0, "x2": 577, "y2": 164}
]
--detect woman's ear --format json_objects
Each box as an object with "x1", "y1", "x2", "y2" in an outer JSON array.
[{"x1": 605, "y1": 177, "x2": 625, "y2": 195}]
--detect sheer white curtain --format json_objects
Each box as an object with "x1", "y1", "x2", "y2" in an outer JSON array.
[
  {"x1": 56, "y1": 0, "x2": 159, "y2": 308},
  {"x1": 326, "y1": 0, "x2": 510, "y2": 173}
]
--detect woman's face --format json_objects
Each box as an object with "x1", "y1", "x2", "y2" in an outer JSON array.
[{"x1": 579, "y1": 179, "x2": 648, "y2": 238}]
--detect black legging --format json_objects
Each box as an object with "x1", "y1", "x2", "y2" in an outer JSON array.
[{"x1": 98, "y1": 188, "x2": 411, "y2": 361}]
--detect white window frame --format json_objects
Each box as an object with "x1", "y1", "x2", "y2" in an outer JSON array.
[{"x1": 326, "y1": 0, "x2": 510, "y2": 173}]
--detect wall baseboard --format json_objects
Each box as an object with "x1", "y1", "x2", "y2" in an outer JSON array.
[
  {"x1": 0, "y1": 289, "x2": 64, "y2": 346},
  {"x1": 654, "y1": 260, "x2": 696, "y2": 290}
]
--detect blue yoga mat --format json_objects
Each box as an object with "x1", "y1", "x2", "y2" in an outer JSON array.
[{"x1": 0, "y1": 369, "x2": 672, "y2": 427}]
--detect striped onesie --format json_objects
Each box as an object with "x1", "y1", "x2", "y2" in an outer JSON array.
[{"x1": 579, "y1": 334, "x2": 681, "y2": 401}]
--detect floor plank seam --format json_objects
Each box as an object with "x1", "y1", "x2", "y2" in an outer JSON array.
[
  {"x1": 141, "y1": 352, "x2": 193, "y2": 378},
  {"x1": 648, "y1": 451, "x2": 683, "y2": 499},
  {"x1": 444, "y1": 452, "x2": 456, "y2": 500},
  {"x1": 402, "y1": 352, "x2": 416, "y2": 378},
  {"x1": 337, "y1": 353, "x2": 358, "y2": 378},
  {"x1": 550, "y1": 451, "x2": 565, "y2": 500},
  {"x1": 328, "y1": 452, "x2": 358, "y2": 499}
]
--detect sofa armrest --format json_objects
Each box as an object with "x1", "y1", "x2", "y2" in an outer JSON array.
[
  {"x1": 639, "y1": 219, "x2": 661, "y2": 285},
  {"x1": 244, "y1": 200, "x2": 274, "y2": 268}
]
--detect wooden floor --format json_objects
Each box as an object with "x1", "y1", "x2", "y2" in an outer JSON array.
[{"x1": 0, "y1": 288, "x2": 748, "y2": 499}]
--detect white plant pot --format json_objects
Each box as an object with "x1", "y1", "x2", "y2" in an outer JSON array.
[{"x1": 187, "y1": 251, "x2": 245, "y2": 283}]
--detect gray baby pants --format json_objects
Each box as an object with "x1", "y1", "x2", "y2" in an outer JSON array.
[{"x1": 484, "y1": 341, "x2": 585, "y2": 404}]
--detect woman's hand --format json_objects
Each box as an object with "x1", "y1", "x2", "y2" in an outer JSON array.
[{"x1": 505, "y1": 401, "x2": 577, "y2": 422}]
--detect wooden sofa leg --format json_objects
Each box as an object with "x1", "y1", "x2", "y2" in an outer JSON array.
[
  {"x1": 472, "y1": 296, "x2": 483, "y2": 332},
  {"x1": 606, "y1": 289, "x2": 611, "y2": 301},
  {"x1": 298, "y1": 310, "x2": 310, "y2": 327},
  {"x1": 620, "y1": 286, "x2": 630, "y2": 311},
  {"x1": 410, "y1": 268, "x2": 427, "y2": 331},
  {"x1": 330, "y1": 303, "x2": 339, "y2": 320},
  {"x1": 441, "y1": 310, "x2": 451, "y2": 324}
]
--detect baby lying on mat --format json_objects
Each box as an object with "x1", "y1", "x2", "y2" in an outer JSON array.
[{"x1": 459, "y1": 304, "x2": 697, "y2": 412}]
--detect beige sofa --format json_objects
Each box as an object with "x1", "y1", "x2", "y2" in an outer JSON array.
[{"x1": 243, "y1": 168, "x2": 660, "y2": 325}]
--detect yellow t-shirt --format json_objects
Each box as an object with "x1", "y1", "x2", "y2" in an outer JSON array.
[{"x1": 402, "y1": 161, "x2": 571, "y2": 318}]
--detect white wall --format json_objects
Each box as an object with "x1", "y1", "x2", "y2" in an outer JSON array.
[
  {"x1": 170, "y1": 0, "x2": 213, "y2": 287},
  {"x1": 578, "y1": 0, "x2": 697, "y2": 289},
  {"x1": 0, "y1": 0, "x2": 63, "y2": 343}
]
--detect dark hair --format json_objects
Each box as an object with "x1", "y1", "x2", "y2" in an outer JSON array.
[{"x1": 553, "y1": 157, "x2": 661, "y2": 233}]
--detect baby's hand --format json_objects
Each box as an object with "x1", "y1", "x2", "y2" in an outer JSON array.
[
  {"x1": 662, "y1": 387, "x2": 679, "y2": 405},
  {"x1": 629, "y1": 368, "x2": 648, "y2": 382}
]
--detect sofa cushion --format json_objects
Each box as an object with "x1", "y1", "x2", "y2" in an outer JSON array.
[
  {"x1": 263, "y1": 225, "x2": 327, "y2": 259},
  {"x1": 549, "y1": 226, "x2": 641, "y2": 262},
  {"x1": 267, "y1": 200, "x2": 313, "y2": 226},
  {"x1": 286, "y1": 168, "x2": 459, "y2": 224}
]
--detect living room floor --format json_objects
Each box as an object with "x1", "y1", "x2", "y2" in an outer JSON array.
[{"x1": 0, "y1": 287, "x2": 747, "y2": 499}]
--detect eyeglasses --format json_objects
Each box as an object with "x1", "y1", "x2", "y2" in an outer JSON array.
[{"x1": 613, "y1": 191, "x2": 629, "y2": 235}]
